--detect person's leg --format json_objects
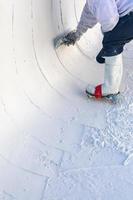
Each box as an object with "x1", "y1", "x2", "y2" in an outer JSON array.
[
  {"x1": 86, "y1": 12, "x2": 133, "y2": 98},
  {"x1": 96, "y1": 12, "x2": 133, "y2": 64}
]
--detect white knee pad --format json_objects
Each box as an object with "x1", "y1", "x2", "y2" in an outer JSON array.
[
  {"x1": 86, "y1": 54, "x2": 123, "y2": 96},
  {"x1": 103, "y1": 54, "x2": 123, "y2": 94}
]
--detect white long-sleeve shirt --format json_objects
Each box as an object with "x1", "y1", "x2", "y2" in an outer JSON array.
[{"x1": 77, "y1": 0, "x2": 133, "y2": 33}]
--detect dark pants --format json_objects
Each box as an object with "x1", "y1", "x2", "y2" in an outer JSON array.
[{"x1": 96, "y1": 11, "x2": 133, "y2": 64}]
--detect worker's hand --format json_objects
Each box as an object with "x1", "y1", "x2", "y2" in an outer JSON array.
[{"x1": 63, "y1": 30, "x2": 82, "y2": 46}]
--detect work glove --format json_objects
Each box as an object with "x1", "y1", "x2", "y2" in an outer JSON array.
[{"x1": 63, "y1": 30, "x2": 82, "y2": 46}]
